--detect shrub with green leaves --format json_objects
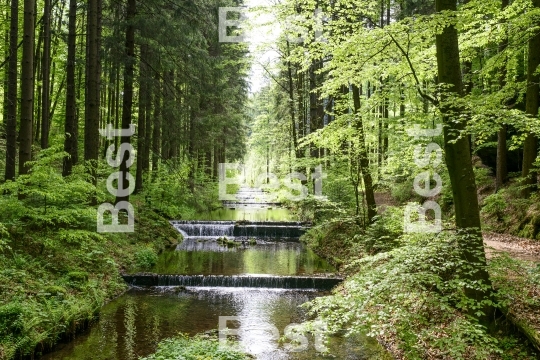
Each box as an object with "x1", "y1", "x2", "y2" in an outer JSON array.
[
  {"x1": 481, "y1": 190, "x2": 508, "y2": 222},
  {"x1": 304, "y1": 232, "x2": 502, "y2": 359},
  {"x1": 134, "y1": 247, "x2": 159, "y2": 270},
  {"x1": 140, "y1": 333, "x2": 252, "y2": 360},
  {"x1": 0, "y1": 144, "x2": 182, "y2": 358}
]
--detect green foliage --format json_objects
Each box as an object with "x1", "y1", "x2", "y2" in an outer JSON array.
[
  {"x1": 287, "y1": 195, "x2": 347, "y2": 223},
  {"x1": 217, "y1": 236, "x2": 239, "y2": 247},
  {"x1": 354, "y1": 206, "x2": 404, "y2": 256},
  {"x1": 481, "y1": 190, "x2": 508, "y2": 221},
  {"x1": 390, "y1": 180, "x2": 417, "y2": 203},
  {"x1": 301, "y1": 206, "x2": 404, "y2": 270},
  {"x1": 473, "y1": 166, "x2": 495, "y2": 193},
  {"x1": 304, "y1": 232, "x2": 502, "y2": 359},
  {"x1": 0, "y1": 304, "x2": 24, "y2": 337},
  {"x1": 479, "y1": 182, "x2": 540, "y2": 239},
  {"x1": 141, "y1": 333, "x2": 252, "y2": 360},
  {"x1": 0, "y1": 146, "x2": 182, "y2": 358},
  {"x1": 142, "y1": 164, "x2": 220, "y2": 219},
  {"x1": 134, "y1": 247, "x2": 159, "y2": 270}
]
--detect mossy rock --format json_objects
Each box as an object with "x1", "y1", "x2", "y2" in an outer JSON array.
[
  {"x1": 168, "y1": 237, "x2": 179, "y2": 246},
  {"x1": 216, "y1": 236, "x2": 230, "y2": 244}
]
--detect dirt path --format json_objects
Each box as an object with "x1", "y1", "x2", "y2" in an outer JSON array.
[{"x1": 483, "y1": 232, "x2": 540, "y2": 262}]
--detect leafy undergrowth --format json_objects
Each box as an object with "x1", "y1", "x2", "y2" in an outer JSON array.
[
  {"x1": 301, "y1": 206, "x2": 404, "y2": 271},
  {"x1": 301, "y1": 207, "x2": 539, "y2": 359},
  {"x1": 480, "y1": 182, "x2": 540, "y2": 240},
  {"x1": 140, "y1": 333, "x2": 253, "y2": 360},
  {"x1": 489, "y1": 254, "x2": 540, "y2": 352},
  {"x1": 0, "y1": 148, "x2": 182, "y2": 359}
]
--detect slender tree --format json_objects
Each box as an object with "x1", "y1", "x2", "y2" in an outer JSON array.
[
  {"x1": 116, "y1": 0, "x2": 136, "y2": 204},
  {"x1": 352, "y1": 84, "x2": 377, "y2": 223},
  {"x1": 135, "y1": 44, "x2": 149, "y2": 194},
  {"x1": 19, "y1": 0, "x2": 35, "y2": 176},
  {"x1": 85, "y1": 0, "x2": 100, "y2": 190},
  {"x1": 152, "y1": 74, "x2": 162, "y2": 175},
  {"x1": 496, "y1": 0, "x2": 510, "y2": 191},
  {"x1": 5, "y1": 0, "x2": 18, "y2": 181},
  {"x1": 521, "y1": 0, "x2": 540, "y2": 197},
  {"x1": 63, "y1": 0, "x2": 78, "y2": 176},
  {"x1": 40, "y1": 0, "x2": 51, "y2": 149}
]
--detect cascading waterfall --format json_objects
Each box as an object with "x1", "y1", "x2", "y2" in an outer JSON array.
[
  {"x1": 170, "y1": 220, "x2": 308, "y2": 239},
  {"x1": 136, "y1": 188, "x2": 332, "y2": 291},
  {"x1": 123, "y1": 274, "x2": 341, "y2": 290},
  {"x1": 171, "y1": 220, "x2": 235, "y2": 238}
]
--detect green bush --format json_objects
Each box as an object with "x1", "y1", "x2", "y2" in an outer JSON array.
[
  {"x1": 391, "y1": 181, "x2": 412, "y2": 203},
  {"x1": 304, "y1": 232, "x2": 502, "y2": 359},
  {"x1": 481, "y1": 190, "x2": 507, "y2": 221},
  {"x1": 0, "y1": 304, "x2": 24, "y2": 337},
  {"x1": 141, "y1": 333, "x2": 252, "y2": 360},
  {"x1": 134, "y1": 247, "x2": 158, "y2": 270},
  {"x1": 300, "y1": 215, "x2": 364, "y2": 266},
  {"x1": 67, "y1": 271, "x2": 89, "y2": 283},
  {"x1": 474, "y1": 166, "x2": 494, "y2": 192}
]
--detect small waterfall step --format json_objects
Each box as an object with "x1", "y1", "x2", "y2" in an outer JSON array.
[
  {"x1": 170, "y1": 220, "x2": 309, "y2": 239},
  {"x1": 223, "y1": 186, "x2": 280, "y2": 206},
  {"x1": 123, "y1": 274, "x2": 342, "y2": 290}
]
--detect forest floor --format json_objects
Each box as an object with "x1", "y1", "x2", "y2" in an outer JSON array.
[{"x1": 484, "y1": 232, "x2": 540, "y2": 262}]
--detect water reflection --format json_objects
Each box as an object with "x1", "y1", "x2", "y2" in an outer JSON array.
[
  {"x1": 153, "y1": 240, "x2": 335, "y2": 276},
  {"x1": 40, "y1": 288, "x2": 383, "y2": 360}
]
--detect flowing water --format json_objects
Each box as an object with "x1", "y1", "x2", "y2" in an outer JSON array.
[
  {"x1": 41, "y1": 187, "x2": 385, "y2": 359},
  {"x1": 195, "y1": 187, "x2": 293, "y2": 221},
  {"x1": 152, "y1": 240, "x2": 334, "y2": 276},
  {"x1": 41, "y1": 288, "x2": 384, "y2": 360}
]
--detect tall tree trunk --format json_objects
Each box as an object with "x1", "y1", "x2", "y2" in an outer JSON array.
[
  {"x1": 187, "y1": 106, "x2": 195, "y2": 190},
  {"x1": 19, "y1": 0, "x2": 35, "y2": 176},
  {"x1": 5, "y1": 0, "x2": 18, "y2": 181},
  {"x1": 85, "y1": 0, "x2": 100, "y2": 190},
  {"x1": 115, "y1": 0, "x2": 136, "y2": 205},
  {"x1": 152, "y1": 74, "x2": 161, "y2": 176},
  {"x1": 135, "y1": 44, "x2": 149, "y2": 194},
  {"x1": 352, "y1": 84, "x2": 377, "y2": 223},
  {"x1": 496, "y1": 126, "x2": 507, "y2": 190},
  {"x1": 34, "y1": 40, "x2": 41, "y2": 143},
  {"x1": 521, "y1": 0, "x2": 540, "y2": 197},
  {"x1": 63, "y1": 0, "x2": 77, "y2": 176},
  {"x1": 143, "y1": 69, "x2": 153, "y2": 173},
  {"x1": 286, "y1": 40, "x2": 299, "y2": 159},
  {"x1": 2, "y1": 16, "x2": 8, "y2": 153},
  {"x1": 496, "y1": 0, "x2": 510, "y2": 191},
  {"x1": 40, "y1": 0, "x2": 51, "y2": 149},
  {"x1": 435, "y1": 0, "x2": 492, "y2": 317}
]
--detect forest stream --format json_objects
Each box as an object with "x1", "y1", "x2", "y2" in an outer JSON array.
[{"x1": 39, "y1": 188, "x2": 385, "y2": 359}]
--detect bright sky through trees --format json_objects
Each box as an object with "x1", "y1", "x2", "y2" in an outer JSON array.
[{"x1": 245, "y1": 0, "x2": 281, "y2": 93}]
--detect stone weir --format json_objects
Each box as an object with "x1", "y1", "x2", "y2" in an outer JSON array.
[
  {"x1": 170, "y1": 220, "x2": 309, "y2": 239},
  {"x1": 123, "y1": 274, "x2": 342, "y2": 290}
]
